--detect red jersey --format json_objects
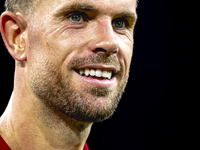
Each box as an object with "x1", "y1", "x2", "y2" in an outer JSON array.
[
  {"x1": 0, "y1": 136, "x2": 11, "y2": 150},
  {"x1": 0, "y1": 136, "x2": 89, "y2": 150}
]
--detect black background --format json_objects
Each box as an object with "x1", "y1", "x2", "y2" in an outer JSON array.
[{"x1": 0, "y1": 0, "x2": 189, "y2": 150}]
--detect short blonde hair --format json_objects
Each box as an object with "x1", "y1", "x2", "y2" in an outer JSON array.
[{"x1": 5, "y1": 0, "x2": 40, "y2": 14}]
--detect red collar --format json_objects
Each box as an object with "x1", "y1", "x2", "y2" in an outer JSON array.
[
  {"x1": 0, "y1": 135, "x2": 89, "y2": 150},
  {"x1": 84, "y1": 142, "x2": 90, "y2": 150},
  {"x1": 0, "y1": 136, "x2": 11, "y2": 150}
]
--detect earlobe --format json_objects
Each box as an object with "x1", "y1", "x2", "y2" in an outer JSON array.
[{"x1": 0, "y1": 11, "x2": 27, "y2": 61}]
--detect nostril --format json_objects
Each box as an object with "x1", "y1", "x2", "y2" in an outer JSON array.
[
  {"x1": 93, "y1": 48, "x2": 107, "y2": 53},
  {"x1": 92, "y1": 48, "x2": 118, "y2": 55},
  {"x1": 112, "y1": 49, "x2": 117, "y2": 54}
]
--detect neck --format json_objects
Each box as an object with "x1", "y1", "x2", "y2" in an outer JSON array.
[{"x1": 0, "y1": 65, "x2": 93, "y2": 150}]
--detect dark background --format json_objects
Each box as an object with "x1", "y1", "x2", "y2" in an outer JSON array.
[{"x1": 0, "y1": 0, "x2": 189, "y2": 150}]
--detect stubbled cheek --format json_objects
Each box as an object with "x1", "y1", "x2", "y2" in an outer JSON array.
[{"x1": 117, "y1": 38, "x2": 133, "y2": 77}]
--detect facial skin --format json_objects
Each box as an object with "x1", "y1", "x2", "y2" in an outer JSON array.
[
  {"x1": 26, "y1": 0, "x2": 137, "y2": 122},
  {"x1": 0, "y1": 0, "x2": 137, "y2": 149}
]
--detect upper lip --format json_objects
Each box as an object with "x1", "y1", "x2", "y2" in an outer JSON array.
[{"x1": 74, "y1": 64, "x2": 117, "y2": 74}]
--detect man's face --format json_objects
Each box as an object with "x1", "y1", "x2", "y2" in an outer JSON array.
[{"x1": 27, "y1": 0, "x2": 137, "y2": 122}]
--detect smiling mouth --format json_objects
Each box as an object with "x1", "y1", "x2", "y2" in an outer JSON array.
[{"x1": 75, "y1": 68, "x2": 115, "y2": 80}]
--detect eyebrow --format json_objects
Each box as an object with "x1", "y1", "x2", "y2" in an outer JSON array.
[
  {"x1": 117, "y1": 12, "x2": 138, "y2": 22},
  {"x1": 54, "y1": 3, "x2": 99, "y2": 17}
]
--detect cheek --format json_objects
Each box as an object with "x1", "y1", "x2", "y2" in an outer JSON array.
[
  {"x1": 46, "y1": 25, "x2": 90, "y2": 58},
  {"x1": 124, "y1": 49, "x2": 133, "y2": 77},
  {"x1": 26, "y1": 25, "x2": 69, "y2": 67},
  {"x1": 118, "y1": 37, "x2": 133, "y2": 76}
]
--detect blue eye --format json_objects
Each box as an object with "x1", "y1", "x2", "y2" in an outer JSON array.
[
  {"x1": 113, "y1": 18, "x2": 128, "y2": 29},
  {"x1": 115, "y1": 21, "x2": 126, "y2": 28},
  {"x1": 69, "y1": 14, "x2": 82, "y2": 22},
  {"x1": 67, "y1": 11, "x2": 89, "y2": 23}
]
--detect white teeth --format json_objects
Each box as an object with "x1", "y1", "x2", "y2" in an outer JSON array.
[
  {"x1": 96, "y1": 69, "x2": 102, "y2": 77},
  {"x1": 102, "y1": 70, "x2": 108, "y2": 78},
  {"x1": 90, "y1": 69, "x2": 96, "y2": 76},
  {"x1": 85, "y1": 69, "x2": 90, "y2": 76},
  {"x1": 78, "y1": 68, "x2": 113, "y2": 80},
  {"x1": 80, "y1": 70, "x2": 84, "y2": 75},
  {"x1": 107, "y1": 71, "x2": 112, "y2": 80}
]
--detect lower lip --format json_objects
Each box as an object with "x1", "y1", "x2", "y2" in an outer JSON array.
[{"x1": 74, "y1": 71, "x2": 116, "y2": 87}]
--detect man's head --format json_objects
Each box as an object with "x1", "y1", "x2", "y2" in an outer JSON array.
[{"x1": 1, "y1": 0, "x2": 137, "y2": 123}]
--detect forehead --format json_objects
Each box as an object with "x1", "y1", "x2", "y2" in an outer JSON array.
[{"x1": 37, "y1": 0, "x2": 137, "y2": 16}]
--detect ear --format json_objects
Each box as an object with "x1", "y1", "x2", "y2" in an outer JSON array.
[{"x1": 0, "y1": 11, "x2": 27, "y2": 61}]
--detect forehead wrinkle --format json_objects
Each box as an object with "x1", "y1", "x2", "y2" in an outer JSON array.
[
  {"x1": 69, "y1": 3, "x2": 99, "y2": 12},
  {"x1": 53, "y1": 0, "x2": 136, "y2": 18}
]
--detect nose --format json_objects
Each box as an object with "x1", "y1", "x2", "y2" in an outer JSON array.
[{"x1": 89, "y1": 18, "x2": 119, "y2": 55}]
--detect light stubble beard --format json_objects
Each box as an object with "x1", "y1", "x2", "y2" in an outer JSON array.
[{"x1": 29, "y1": 53, "x2": 129, "y2": 122}]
